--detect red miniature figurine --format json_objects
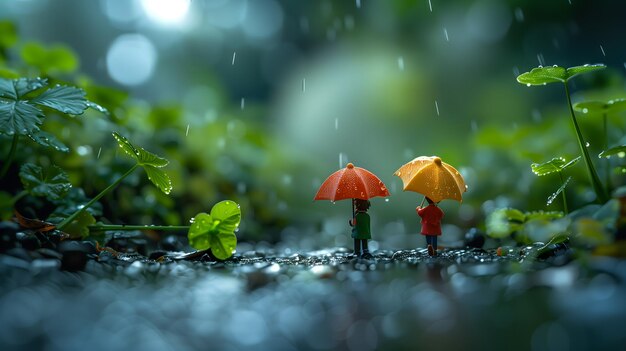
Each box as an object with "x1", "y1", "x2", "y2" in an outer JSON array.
[{"x1": 416, "y1": 197, "x2": 444, "y2": 256}]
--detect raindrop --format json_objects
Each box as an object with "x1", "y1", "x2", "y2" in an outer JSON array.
[
  {"x1": 600, "y1": 45, "x2": 606, "y2": 56},
  {"x1": 526, "y1": 83, "x2": 531, "y2": 87},
  {"x1": 428, "y1": 0, "x2": 432, "y2": 12},
  {"x1": 443, "y1": 27, "x2": 449, "y2": 41},
  {"x1": 385, "y1": 198, "x2": 389, "y2": 202},
  {"x1": 585, "y1": 142, "x2": 590, "y2": 147},
  {"x1": 397, "y1": 56, "x2": 405, "y2": 71},
  {"x1": 232, "y1": 51, "x2": 236, "y2": 65},
  {"x1": 582, "y1": 108, "x2": 588, "y2": 113},
  {"x1": 512, "y1": 66, "x2": 519, "y2": 77},
  {"x1": 514, "y1": 7, "x2": 524, "y2": 22},
  {"x1": 335, "y1": 118, "x2": 339, "y2": 130},
  {"x1": 567, "y1": 0, "x2": 571, "y2": 4},
  {"x1": 435, "y1": 100, "x2": 440, "y2": 116},
  {"x1": 97, "y1": 147, "x2": 102, "y2": 159},
  {"x1": 619, "y1": 152, "x2": 626, "y2": 158},
  {"x1": 537, "y1": 53, "x2": 545, "y2": 66},
  {"x1": 241, "y1": 97, "x2": 245, "y2": 110},
  {"x1": 185, "y1": 124, "x2": 190, "y2": 136},
  {"x1": 302, "y1": 78, "x2": 306, "y2": 92}
]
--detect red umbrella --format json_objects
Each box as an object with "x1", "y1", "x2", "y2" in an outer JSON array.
[{"x1": 314, "y1": 163, "x2": 390, "y2": 201}]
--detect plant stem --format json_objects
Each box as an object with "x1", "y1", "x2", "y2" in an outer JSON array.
[
  {"x1": 563, "y1": 83, "x2": 608, "y2": 203},
  {"x1": 88, "y1": 224, "x2": 190, "y2": 232},
  {"x1": 0, "y1": 134, "x2": 19, "y2": 180},
  {"x1": 12, "y1": 190, "x2": 27, "y2": 204},
  {"x1": 57, "y1": 164, "x2": 140, "y2": 230},
  {"x1": 558, "y1": 172, "x2": 568, "y2": 214},
  {"x1": 603, "y1": 112, "x2": 612, "y2": 192}
]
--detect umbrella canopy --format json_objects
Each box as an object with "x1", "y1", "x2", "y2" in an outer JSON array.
[
  {"x1": 393, "y1": 156, "x2": 467, "y2": 203},
  {"x1": 314, "y1": 163, "x2": 390, "y2": 201}
]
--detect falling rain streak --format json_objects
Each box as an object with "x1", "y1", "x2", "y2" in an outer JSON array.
[
  {"x1": 443, "y1": 27, "x2": 449, "y2": 41},
  {"x1": 302, "y1": 78, "x2": 306, "y2": 92},
  {"x1": 240, "y1": 98, "x2": 245, "y2": 110},
  {"x1": 185, "y1": 124, "x2": 190, "y2": 136},
  {"x1": 600, "y1": 45, "x2": 606, "y2": 56},
  {"x1": 356, "y1": 0, "x2": 361, "y2": 8},
  {"x1": 335, "y1": 118, "x2": 339, "y2": 130},
  {"x1": 97, "y1": 147, "x2": 102, "y2": 159},
  {"x1": 397, "y1": 56, "x2": 405, "y2": 70},
  {"x1": 428, "y1": 0, "x2": 432, "y2": 12},
  {"x1": 232, "y1": 52, "x2": 236, "y2": 65},
  {"x1": 435, "y1": 100, "x2": 440, "y2": 116}
]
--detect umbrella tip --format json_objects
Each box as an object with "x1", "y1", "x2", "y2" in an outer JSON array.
[
  {"x1": 346, "y1": 163, "x2": 354, "y2": 169},
  {"x1": 433, "y1": 157, "x2": 442, "y2": 166}
]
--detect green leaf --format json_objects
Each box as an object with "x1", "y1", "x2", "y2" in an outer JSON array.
[
  {"x1": 574, "y1": 98, "x2": 626, "y2": 116},
  {"x1": 0, "y1": 191, "x2": 14, "y2": 220},
  {"x1": 143, "y1": 166, "x2": 172, "y2": 194},
  {"x1": 21, "y1": 42, "x2": 78, "y2": 74},
  {"x1": 19, "y1": 163, "x2": 71, "y2": 201},
  {"x1": 599, "y1": 145, "x2": 626, "y2": 158},
  {"x1": 525, "y1": 211, "x2": 564, "y2": 221},
  {"x1": 547, "y1": 176, "x2": 571, "y2": 206},
  {"x1": 112, "y1": 132, "x2": 172, "y2": 193},
  {"x1": 86, "y1": 100, "x2": 109, "y2": 115},
  {"x1": 187, "y1": 201, "x2": 241, "y2": 259},
  {"x1": 517, "y1": 64, "x2": 606, "y2": 86},
  {"x1": 531, "y1": 156, "x2": 580, "y2": 176},
  {"x1": 31, "y1": 85, "x2": 88, "y2": 115},
  {"x1": 486, "y1": 208, "x2": 525, "y2": 239},
  {"x1": 112, "y1": 131, "x2": 139, "y2": 160},
  {"x1": 0, "y1": 77, "x2": 48, "y2": 100},
  {"x1": 28, "y1": 130, "x2": 69, "y2": 152},
  {"x1": 0, "y1": 21, "x2": 18, "y2": 49},
  {"x1": 62, "y1": 210, "x2": 96, "y2": 239},
  {"x1": 0, "y1": 100, "x2": 44, "y2": 135}
]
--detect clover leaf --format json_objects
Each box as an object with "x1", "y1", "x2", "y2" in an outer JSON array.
[
  {"x1": 531, "y1": 156, "x2": 580, "y2": 176},
  {"x1": 188, "y1": 200, "x2": 241, "y2": 260},
  {"x1": 599, "y1": 145, "x2": 626, "y2": 158},
  {"x1": 574, "y1": 98, "x2": 626, "y2": 116},
  {"x1": 517, "y1": 64, "x2": 606, "y2": 86},
  {"x1": 112, "y1": 132, "x2": 172, "y2": 194},
  {"x1": 19, "y1": 163, "x2": 71, "y2": 201}
]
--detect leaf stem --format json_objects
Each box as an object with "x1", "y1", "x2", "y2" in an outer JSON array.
[
  {"x1": 88, "y1": 224, "x2": 190, "y2": 232},
  {"x1": 57, "y1": 164, "x2": 140, "y2": 230},
  {"x1": 563, "y1": 83, "x2": 608, "y2": 203},
  {"x1": 558, "y1": 171, "x2": 568, "y2": 214},
  {"x1": 0, "y1": 134, "x2": 19, "y2": 180},
  {"x1": 603, "y1": 112, "x2": 612, "y2": 191}
]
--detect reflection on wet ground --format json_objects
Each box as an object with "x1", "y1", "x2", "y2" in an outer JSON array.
[{"x1": 1, "y1": 247, "x2": 625, "y2": 351}]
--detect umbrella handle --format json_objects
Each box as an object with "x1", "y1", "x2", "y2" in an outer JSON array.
[{"x1": 420, "y1": 196, "x2": 426, "y2": 208}]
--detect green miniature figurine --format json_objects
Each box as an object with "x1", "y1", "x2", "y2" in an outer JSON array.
[{"x1": 349, "y1": 199, "x2": 373, "y2": 259}]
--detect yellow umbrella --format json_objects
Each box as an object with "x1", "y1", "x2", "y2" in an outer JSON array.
[{"x1": 393, "y1": 156, "x2": 467, "y2": 203}]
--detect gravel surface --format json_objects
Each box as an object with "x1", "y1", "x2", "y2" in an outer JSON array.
[{"x1": 1, "y1": 244, "x2": 626, "y2": 351}]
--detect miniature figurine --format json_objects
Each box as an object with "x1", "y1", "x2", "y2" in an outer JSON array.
[
  {"x1": 349, "y1": 198, "x2": 373, "y2": 259},
  {"x1": 417, "y1": 197, "x2": 444, "y2": 256}
]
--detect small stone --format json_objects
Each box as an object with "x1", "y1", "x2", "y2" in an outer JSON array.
[
  {"x1": 161, "y1": 235, "x2": 183, "y2": 251},
  {"x1": 30, "y1": 258, "x2": 61, "y2": 272},
  {"x1": 0, "y1": 221, "x2": 19, "y2": 252},
  {"x1": 464, "y1": 228, "x2": 486, "y2": 249},
  {"x1": 58, "y1": 241, "x2": 90, "y2": 271},
  {"x1": 5, "y1": 247, "x2": 33, "y2": 262},
  {"x1": 16, "y1": 231, "x2": 41, "y2": 250},
  {"x1": 37, "y1": 248, "x2": 63, "y2": 260}
]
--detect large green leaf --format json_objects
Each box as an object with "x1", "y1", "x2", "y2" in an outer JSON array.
[
  {"x1": 599, "y1": 145, "x2": 626, "y2": 158},
  {"x1": 136, "y1": 148, "x2": 169, "y2": 167},
  {"x1": 517, "y1": 64, "x2": 605, "y2": 86},
  {"x1": 28, "y1": 130, "x2": 69, "y2": 152},
  {"x1": 187, "y1": 201, "x2": 241, "y2": 259},
  {"x1": 574, "y1": 98, "x2": 626, "y2": 116},
  {"x1": 0, "y1": 100, "x2": 44, "y2": 135},
  {"x1": 31, "y1": 85, "x2": 88, "y2": 115},
  {"x1": 112, "y1": 131, "x2": 139, "y2": 159},
  {"x1": 0, "y1": 77, "x2": 48, "y2": 100},
  {"x1": 486, "y1": 208, "x2": 525, "y2": 239},
  {"x1": 19, "y1": 163, "x2": 71, "y2": 201},
  {"x1": 61, "y1": 210, "x2": 96, "y2": 239},
  {"x1": 531, "y1": 156, "x2": 580, "y2": 176}
]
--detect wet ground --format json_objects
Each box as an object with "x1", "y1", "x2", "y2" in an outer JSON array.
[{"x1": 1, "y1": 245, "x2": 625, "y2": 351}]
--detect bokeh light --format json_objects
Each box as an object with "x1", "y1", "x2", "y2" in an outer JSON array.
[
  {"x1": 140, "y1": 0, "x2": 190, "y2": 25},
  {"x1": 106, "y1": 34, "x2": 157, "y2": 86}
]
